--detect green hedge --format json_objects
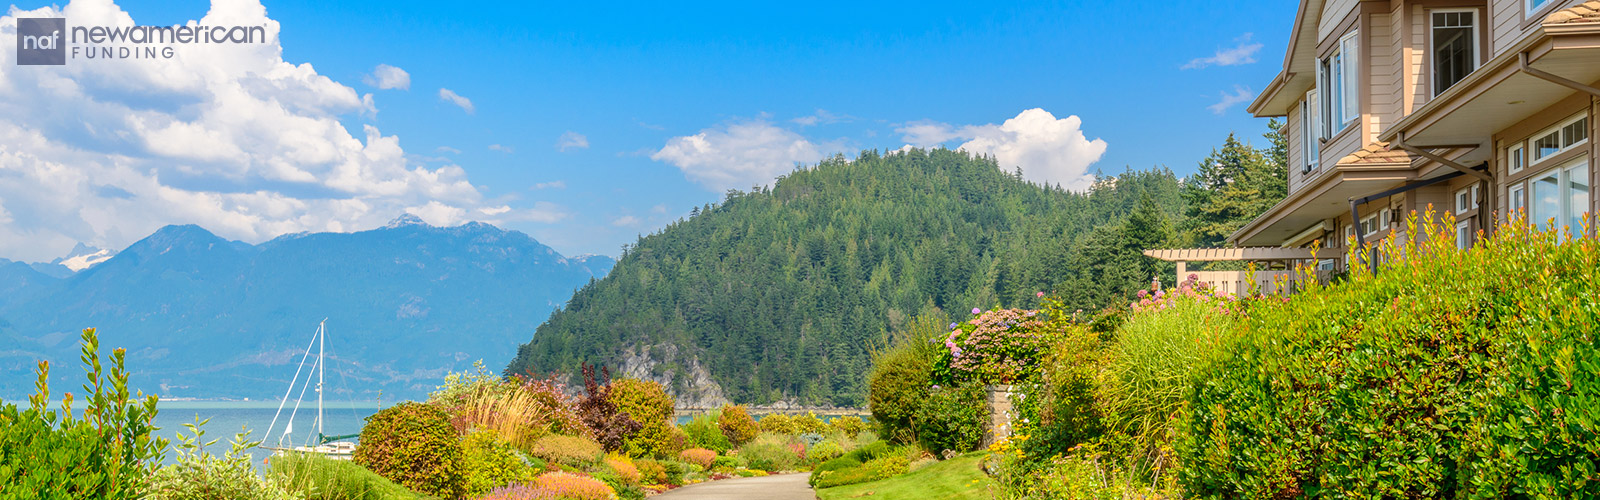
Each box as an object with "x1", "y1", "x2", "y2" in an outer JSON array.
[{"x1": 1177, "y1": 218, "x2": 1600, "y2": 498}]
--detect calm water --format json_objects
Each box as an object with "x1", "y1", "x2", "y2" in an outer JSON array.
[{"x1": 151, "y1": 400, "x2": 391, "y2": 466}]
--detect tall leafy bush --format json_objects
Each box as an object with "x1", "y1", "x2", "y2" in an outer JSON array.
[
  {"x1": 716, "y1": 405, "x2": 759, "y2": 446},
  {"x1": 1178, "y1": 214, "x2": 1600, "y2": 497},
  {"x1": 0, "y1": 328, "x2": 166, "y2": 499},
  {"x1": 609, "y1": 378, "x2": 676, "y2": 458},
  {"x1": 353, "y1": 402, "x2": 464, "y2": 499}
]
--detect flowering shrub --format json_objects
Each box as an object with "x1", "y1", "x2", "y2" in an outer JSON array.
[
  {"x1": 527, "y1": 435, "x2": 603, "y2": 467},
  {"x1": 609, "y1": 378, "x2": 676, "y2": 458},
  {"x1": 461, "y1": 431, "x2": 539, "y2": 497},
  {"x1": 632, "y1": 458, "x2": 666, "y2": 485},
  {"x1": 936, "y1": 308, "x2": 1047, "y2": 384},
  {"x1": 477, "y1": 472, "x2": 617, "y2": 500},
  {"x1": 757, "y1": 413, "x2": 797, "y2": 435},
  {"x1": 678, "y1": 448, "x2": 717, "y2": 469},
  {"x1": 716, "y1": 405, "x2": 759, "y2": 445},
  {"x1": 603, "y1": 455, "x2": 640, "y2": 485},
  {"x1": 827, "y1": 415, "x2": 868, "y2": 438},
  {"x1": 791, "y1": 412, "x2": 827, "y2": 435}
]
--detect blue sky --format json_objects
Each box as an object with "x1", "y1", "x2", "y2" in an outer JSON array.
[{"x1": 0, "y1": 0, "x2": 1297, "y2": 261}]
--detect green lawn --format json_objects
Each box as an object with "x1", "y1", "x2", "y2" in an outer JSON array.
[{"x1": 814, "y1": 453, "x2": 996, "y2": 500}]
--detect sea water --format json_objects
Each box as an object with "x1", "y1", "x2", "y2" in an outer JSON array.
[{"x1": 152, "y1": 400, "x2": 389, "y2": 466}]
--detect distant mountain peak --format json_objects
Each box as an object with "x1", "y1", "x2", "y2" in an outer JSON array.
[
  {"x1": 50, "y1": 243, "x2": 114, "y2": 272},
  {"x1": 385, "y1": 213, "x2": 428, "y2": 229}
]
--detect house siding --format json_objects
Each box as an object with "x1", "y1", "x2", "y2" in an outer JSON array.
[
  {"x1": 1323, "y1": 0, "x2": 1363, "y2": 42},
  {"x1": 1370, "y1": 11, "x2": 1398, "y2": 134},
  {"x1": 1288, "y1": 102, "x2": 1309, "y2": 195}
]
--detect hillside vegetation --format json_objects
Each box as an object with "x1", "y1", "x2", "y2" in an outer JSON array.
[{"x1": 508, "y1": 148, "x2": 1197, "y2": 406}]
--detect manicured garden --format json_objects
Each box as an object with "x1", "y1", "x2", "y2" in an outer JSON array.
[{"x1": 857, "y1": 213, "x2": 1600, "y2": 499}]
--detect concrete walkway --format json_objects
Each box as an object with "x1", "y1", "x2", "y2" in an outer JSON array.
[{"x1": 652, "y1": 473, "x2": 814, "y2": 500}]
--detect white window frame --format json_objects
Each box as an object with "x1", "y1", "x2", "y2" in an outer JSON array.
[
  {"x1": 1379, "y1": 207, "x2": 1391, "y2": 231},
  {"x1": 1344, "y1": 224, "x2": 1355, "y2": 244},
  {"x1": 1529, "y1": 157, "x2": 1592, "y2": 237},
  {"x1": 1361, "y1": 214, "x2": 1378, "y2": 237},
  {"x1": 1302, "y1": 89, "x2": 1321, "y2": 172},
  {"x1": 1509, "y1": 183, "x2": 1527, "y2": 218},
  {"x1": 1531, "y1": 115, "x2": 1589, "y2": 165},
  {"x1": 1509, "y1": 142, "x2": 1526, "y2": 175},
  {"x1": 1455, "y1": 184, "x2": 1479, "y2": 215},
  {"x1": 1430, "y1": 9, "x2": 1479, "y2": 97},
  {"x1": 1319, "y1": 30, "x2": 1360, "y2": 136},
  {"x1": 1456, "y1": 220, "x2": 1473, "y2": 249}
]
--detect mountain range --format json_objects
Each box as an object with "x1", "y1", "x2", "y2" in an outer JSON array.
[{"x1": 0, "y1": 215, "x2": 613, "y2": 401}]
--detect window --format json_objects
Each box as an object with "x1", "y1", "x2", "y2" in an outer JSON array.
[
  {"x1": 1456, "y1": 220, "x2": 1473, "y2": 249},
  {"x1": 1432, "y1": 10, "x2": 1478, "y2": 96},
  {"x1": 1317, "y1": 259, "x2": 1337, "y2": 271},
  {"x1": 1509, "y1": 143, "x2": 1525, "y2": 174},
  {"x1": 1527, "y1": 0, "x2": 1554, "y2": 15},
  {"x1": 1319, "y1": 31, "x2": 1360, "y2": 135},
  {"x1": 1361, "y1": 214, "x2": 1378, "y2": 236},
  {"x1": 1532, "y1": 115, "x2": 1589, "y2": 164},
  {"x1": 1302, "y1": 89, "x2": 1320, "y2": 172},
  {"x1": 1379, "y1": 208, "x2": 1391, "y2": 230},
  {"x1": 1530, "y1": 159, "x2": 1592, "y2": 237},
  {"x1": 1344, "y1": 224, "x2": 1355, "y2": 244},
  {"x1": 1510, "y1": 183, "x2": 1527, "y2": 217},
  {"x1": 1455, "y1": 184, "x2": 1479, "y2": 215}
]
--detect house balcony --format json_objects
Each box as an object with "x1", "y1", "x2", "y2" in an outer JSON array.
[{"x1": 1142, "y1": 247, "x2": 1333, "y2": 296}]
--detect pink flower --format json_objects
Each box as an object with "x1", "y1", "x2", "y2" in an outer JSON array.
[
  {"x1": 1036, "y1": 291, "x2": 1045, "y2": 297},
  {"x1": 972, "y1": 307, "x2": 983, "y2": 315}
]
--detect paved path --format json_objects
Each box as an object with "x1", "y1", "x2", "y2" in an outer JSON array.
[{"x1": 652, "y1": 473, "x2": 814, "y2": 500}]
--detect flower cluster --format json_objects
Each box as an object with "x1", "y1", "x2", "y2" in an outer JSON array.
[
  {"x1": 941, "y1": 307, "x2": 1046, "y2": 384},
  {"x1": 1130, "y1": 274, "x2": 1234, "y2": 314}
]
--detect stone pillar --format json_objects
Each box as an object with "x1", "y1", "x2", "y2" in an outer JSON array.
[{"x1": 983, "y1": 384, "x2": 1015, "y2": 447}]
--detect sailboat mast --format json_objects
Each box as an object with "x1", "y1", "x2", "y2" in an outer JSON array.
[{"x1": 318, "y1": 318, "x2": 325, "y2": 440}]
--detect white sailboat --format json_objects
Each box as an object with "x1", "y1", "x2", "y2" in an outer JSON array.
[{"x1": 260, "y1": 319, "x2": 358, "y2": 460}]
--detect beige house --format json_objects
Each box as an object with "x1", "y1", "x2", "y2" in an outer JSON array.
[{"x1": 1154, "y1": 0, "x2": 1599, "y2": 287}]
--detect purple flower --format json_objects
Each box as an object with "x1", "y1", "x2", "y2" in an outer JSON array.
[
  {"x1": 972, "y1": 307, "x2": 983, "y2": 315},
  {"x1": 949, "y1": 322, "x2": 959, "y2": 329},
  {"x1": 932, "y1": 385, "x2": 940, "y2": 390}
]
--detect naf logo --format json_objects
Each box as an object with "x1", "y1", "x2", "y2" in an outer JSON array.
[{"x1": 16, "y1": 17, "x2": 66, "y2": 65}]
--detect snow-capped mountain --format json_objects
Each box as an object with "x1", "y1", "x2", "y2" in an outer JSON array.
[{"x1": 51, "y1": 243, "x2": 116, "y2": 272}]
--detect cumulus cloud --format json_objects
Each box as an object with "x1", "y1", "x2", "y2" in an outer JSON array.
[
  {"x1": 531, "y1": 181, "x2": 567, "y2": 190},
  {"x1": 363, "y1": 64, "x2": 410, "y2": 90},
  {"x1": 488, "y1": 144, "x2": 513, "y2": 153},
  {"x1": 0, "y1": 0, "x2": 555, "y2": 261},
  {"x1": 1183, "y1": 33, "x2": 1264, "y2": 70},
  {"x1": 652, "y1": 119, "x2": 843, "y2": 192},
  {"x1": 894, "y1": 109, "x2": 1107, "y2": 191},
  {"x1": 1208, "y1": 86, "x2": 1255, "y2": 115},
  {"x1": 557, "y1": 131, "x2": 589, "y2": 152},
  {"x1": 438, "y1": 88, "x2": 474, "y2": 114}
]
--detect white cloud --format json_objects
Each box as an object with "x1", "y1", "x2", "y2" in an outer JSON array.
[
  {"x1": 531, "y1": 181, "x2": 567, "y2": 190},
  {"x1": 792, "y1": 109, "x2": 851, "y2": 126},
  {"x1": 1208, "y1": 86, "x2": 1255, "y2": 115},
  {"x1": 436, "y1": 146, "x2": 462, "y2": 154},
  {"x1": 557, "y1": 131, "x2": 589, "y2": 152},
  {"x1": 611, "y1": 215, "x2": 640, "y2": 227},
  {"x1": 894, "y1": 109, "x2": 1106, "y2": 191},
  {"x1": 363, "y1": 64, "x2": 410, "y2": 90},
  {"x1": 1183, "y1": 33, "x2": 1264, "y2": 70},
  {"x1": 652, "y1": 119, "x2": 843, "y2": 191},
  {"x1": 651, "y1": 204, "x2": 668, "y2": 214},
  {"x1": 0, "y1": 0, "x2": 554, "y2": 262},
  {"x1": 488, "y1": 144, "x2": 513, "y2": 153},
  {"x1": 438, "y1": 88, "x2": 474, "y2": 114}
]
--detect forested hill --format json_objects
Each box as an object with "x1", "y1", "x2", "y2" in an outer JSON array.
[{"x1": 507, "y1": 148, "x2": 1185, "y2": 406}]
